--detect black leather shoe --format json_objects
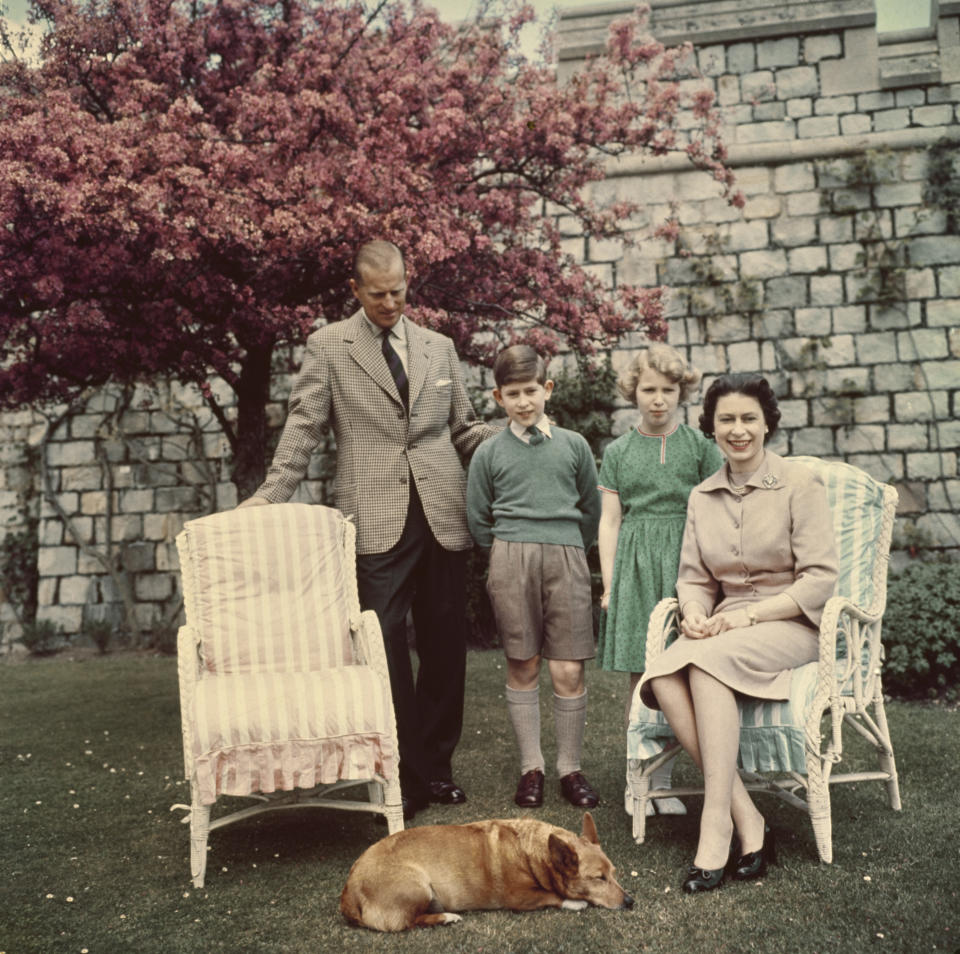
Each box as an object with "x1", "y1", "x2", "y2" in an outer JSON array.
[
  {"x1": 559, "y1": 771, "x2": 600, "y2": 808},
  {"x1": 429, "y1": 780, "x2": 467, "y2": 804},
  {"x1": 682, "y1": 865, "x2": 725, "y2": 893},
  {"x1": 732, "y1": 825, "x2": 776, "y2": 881},
  {"x1": 514, "y1": 769, "x2": 545, "y2": 807}
]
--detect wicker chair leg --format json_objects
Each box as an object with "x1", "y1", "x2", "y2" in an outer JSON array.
[
  {"x1": 873, "y1": 697, "x2": 902, "y2": 811},
  {"x1": 627, "y1": 760, "x2": 651, "y2": 845},
  {"x1": 190, "y1": 802, "x2": 211, "y2": 888},
  {"x1": 805, "y1": 761, "x2": 833, "y2": 864}
]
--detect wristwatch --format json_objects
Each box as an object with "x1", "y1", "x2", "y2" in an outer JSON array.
[{"x1": 746, "y1": 606, "x2": 758, "y2": 626}]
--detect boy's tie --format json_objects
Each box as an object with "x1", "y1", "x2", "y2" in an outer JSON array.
[
  {"x1": 526, "y1": 425, "x2": 545, "y2": 446},
  {"x1": 381, "y1": 330, "x2": 408, "y2": 408}
]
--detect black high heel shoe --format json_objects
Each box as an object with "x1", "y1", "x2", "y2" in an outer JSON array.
[
  {"x1": 731, "y1": 825, "x2": 777, "y2": 881},
  {"x1": 682, "y1": 864, "x2": 725, "y2": 893}
]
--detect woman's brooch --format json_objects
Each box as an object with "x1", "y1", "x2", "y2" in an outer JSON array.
[{"x1": 761, "y1": 473, "x2": 778, "y2": 488}]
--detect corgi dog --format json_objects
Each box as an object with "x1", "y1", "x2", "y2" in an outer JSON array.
[{"x1": 340, "y1": 812, "x2": 633, "y2": 932}]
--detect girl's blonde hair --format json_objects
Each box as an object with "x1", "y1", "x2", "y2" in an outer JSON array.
[{"x1": 617, "y1": 343, "x2": 702, "y2": 404}]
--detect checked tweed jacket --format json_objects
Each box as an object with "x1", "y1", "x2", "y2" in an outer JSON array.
[{"x1": 256, "y1": 310, "x2": 493, "y2": 555}]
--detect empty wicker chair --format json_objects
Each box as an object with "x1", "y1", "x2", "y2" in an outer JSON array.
[{"x1": 174, "y1": 503, "x2": 402, "y2": 888}]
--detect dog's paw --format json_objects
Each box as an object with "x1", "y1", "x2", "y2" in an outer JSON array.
[
  {"x1": 561, "y1": 900, "x2": 588, "y2": 911},
  {"x1": 440, "y1": 913, "x2": 462, "y2": 925}
]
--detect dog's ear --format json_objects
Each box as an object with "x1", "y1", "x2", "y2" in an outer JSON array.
[
  {"x1": 581, "y1": 812, "x2": 599, "y2": 845},
  {"x1": 548, "y1": 834, "x2": 580, "y2": 877}
]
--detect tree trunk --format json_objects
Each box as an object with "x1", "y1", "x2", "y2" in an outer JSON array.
[{"x1": 231, "y1": 340, "x2": 276, "y2": 501}]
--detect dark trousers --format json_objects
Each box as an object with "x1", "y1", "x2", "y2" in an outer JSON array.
[{"x1": 356, "y1": 484, "x2": 467, "y2": 804}]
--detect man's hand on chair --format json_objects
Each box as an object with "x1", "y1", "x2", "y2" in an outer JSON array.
[{"x1": 237, "y1": 496, "x2": 269, "y2": 509}]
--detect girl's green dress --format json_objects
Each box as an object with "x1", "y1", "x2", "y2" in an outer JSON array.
[{"x1": 597, "y1": 423, "x2": 724, "y2": 673}]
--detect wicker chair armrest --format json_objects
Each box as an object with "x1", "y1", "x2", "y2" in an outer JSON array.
[
  {"x1": 645, "y1": 598, "x2": 680, "y2": 666},
  {"x1": 177, "y1": 624, "x2": 202, "y2": 779},
  {"x1": 352, "y1": 609, "x2": 389, "y2": 676}
]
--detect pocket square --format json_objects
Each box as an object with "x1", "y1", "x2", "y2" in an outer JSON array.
[{"x1": 435, "y1": 379, "x2": 452, "y2": 387}]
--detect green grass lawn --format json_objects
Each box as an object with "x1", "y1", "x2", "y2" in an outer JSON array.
[{"x1": 1, "y1": 650, "x2": 957, "y2": 954}]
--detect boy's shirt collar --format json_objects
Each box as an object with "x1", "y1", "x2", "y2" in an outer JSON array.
[{"x1": 509, "y1": 415, "x2": 552, "y2": 442}]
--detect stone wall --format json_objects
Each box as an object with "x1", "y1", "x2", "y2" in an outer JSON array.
[
  {"x1": 2, "y1": 0, "x2": 958, "y2": 651},
  {"x1": 557, "y1": 0, "x2": 960, "y2": 562}
]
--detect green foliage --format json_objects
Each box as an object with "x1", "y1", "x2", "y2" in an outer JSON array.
[
  {"x1": 883, "y1": 562, "x2": 960, "y2": 700},
  {"x1": 0, "y1": 525, "x2": 39, "y2": 625},
  {"x1": 923, "y1": 136, "x2": 960, "y2": 234},
  {"x1": 17, "y1": 619, "x2": 65, "y2": 656},
  {"x1": 546, "y1": 354, "x2": 618, "y2": 462},
  {"x1": 83, "y1": 618, "x2": 116, "y2": 654}
]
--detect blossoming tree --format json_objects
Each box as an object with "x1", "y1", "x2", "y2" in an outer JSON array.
[{"x1": 0, "y1": 0, "x2": 740, "y2": 495}]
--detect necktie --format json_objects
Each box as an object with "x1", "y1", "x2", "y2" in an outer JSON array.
[
  {"x1": 526, "y1": 425, "x2": 545, "y2": 446},
  {"x1": 381, "y1": 330, "x2": 408, "y2": 408}
]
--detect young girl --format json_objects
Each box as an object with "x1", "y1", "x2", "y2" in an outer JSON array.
[{"x1": 597, "y1": 344, "x2": 724, "y2": 814}]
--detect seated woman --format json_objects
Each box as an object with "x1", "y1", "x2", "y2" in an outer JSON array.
[{"x1": 637, "y1": 374, "x2": 837, "y2": 893}]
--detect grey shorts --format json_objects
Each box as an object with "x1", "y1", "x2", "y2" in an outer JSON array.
[{"x1": 486, "y1": 539, "x2": 595, "y2": 662}]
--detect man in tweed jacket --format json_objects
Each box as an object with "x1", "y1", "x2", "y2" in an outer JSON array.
[{"x1": 243, "y1": 241, "x2": 494, "y2": 817}]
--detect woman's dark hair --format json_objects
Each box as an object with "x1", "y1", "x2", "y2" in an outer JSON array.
[{"x1": 699, "y1": 374, "x2": 781, "y2": 441}]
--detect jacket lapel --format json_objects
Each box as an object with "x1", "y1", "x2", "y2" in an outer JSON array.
[
  {"x1": 405, "y1": 321, "x2": 429, "y2": 409},
  {"x1": 346, "y1": 310, "x2": 403, "y2": 405}
]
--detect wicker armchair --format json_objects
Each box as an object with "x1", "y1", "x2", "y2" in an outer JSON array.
[
  {"x1": 173, "y1": 503, "x2": 402, "y2": 888},
  {"x1": 626, "y1": 457, "x2": 901, "y2": 863}
]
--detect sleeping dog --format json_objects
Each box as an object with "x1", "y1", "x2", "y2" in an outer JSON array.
[{"x1": 340, "y1": 813, "x2": 633, "y2": 932}]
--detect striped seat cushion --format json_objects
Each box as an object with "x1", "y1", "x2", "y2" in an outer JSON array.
[
  {"x1": 192, "y1": 667, "x2": 396, "y2": 805},
  {"x1": 627, "y1": 662, "x2": 818, "y2": 774},
  {"x1": 180, "y1": 504, "x2": 353, "y2": 674}
]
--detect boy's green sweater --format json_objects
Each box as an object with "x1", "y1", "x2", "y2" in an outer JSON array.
[{"x1": 466, "y1": 425, "x2": 601, "y2": 550}]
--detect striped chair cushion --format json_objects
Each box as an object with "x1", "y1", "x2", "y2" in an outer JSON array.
[
  {"x1": 180, "y1": 504, "x2": 353, "y2": 674},
  {"x1": 627, "y1": 662, "x2": 818, "y2": 774},
  {"x1": 192, "y1": 667, "x2": 396, "y2": 805}
]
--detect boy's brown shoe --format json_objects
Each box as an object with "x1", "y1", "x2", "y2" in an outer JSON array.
[
  {"x1": 514, "y1": 769, "x2": 545, "y2": 807},
  {"x1": 560, "y1": 771, "x2": 599, "y2": 808}
]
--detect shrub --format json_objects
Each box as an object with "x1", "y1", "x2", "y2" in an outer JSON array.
[
  {"x1": 83, "y1": 618, "x2": 116, "y2": 654},
  {"x1": 18, "y1": 619, "x2": 66, "y2": 656},
  {"x1": 882, "y1": 562, "x2": 960, "y2": 700}
]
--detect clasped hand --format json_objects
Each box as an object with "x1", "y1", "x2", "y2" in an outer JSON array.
[{"x1": 680, "y1": 608, "x2": 752, "y2": 639}]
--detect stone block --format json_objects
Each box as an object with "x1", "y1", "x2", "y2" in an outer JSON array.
[
  {"x1": 774, "y1": 216, "x2": 819, "y2": 247},
  {"x1": 45, "y1": 441, "x2": 96, "y2": 468},
  {"x1": 828, "y1": 243, "x2": 862, "y2": 272},
  {"x1": 119, "y1": 489, "x2": 155, "y2": 513},
  {"x1": 791, "y1": 427, "x2": 836, "y2": 455},
  {"x1": 819, "y1": 216, "x2": 854, "y2": 243},
  {"x1": 705, "y1": 313, "x2": 751, "y2": 342},
  {"x1": 840, "y1": 113, "x2": 872, "y2": 135},
  {"x1": 59, "y1": 575, "x2": 95, "y2": 605},
  {"x1": 921, "y1": 359, "x2": 960, "y2": 389},
  {"x1": 63, "y1": 517, "x2": 94, "y2": 546},
  {"x1": 777, "y1": 399, "x2": 808, "y2": 429},
  {"x1": 873, "y1": 108, "x2": 911, "y2": 132},
  {"x1": 788, "y1": 246, "x2": 828, "y2": 273},
  {"x1": 40, "y1": 493, "x2": 79, "y2": 520},
  {"x1": 743, "y1": 195, "x2": 781, "y2": 219},
  {"x1": 809, "y1": 275, "x2": 845, "y2": 306},
  {"x1": 740, "y1": 249, "x2": 788, "y2": 278},
  {"x1": 850, "y1": 395, "x2": 890, "y2": 423},
  {"x1": 37, "y1": 546, "x2": 77, "y2": 577},
  {"x1": 735, "y1": 120, "x2": 795, "y2": 144},
  {"x1": 804, "y1": 34, "x2": 842, "y2": 63},
  {"x1": 836, "y1": 425, "x2": 885, "y2": 453},
  {"x1": 134, "y1": 573, "x2": 173, "y2": 602},
  {"x1": 898, "y1": 329, "x2": 948, "y2": 361},
  {"x1": 912, "y1": 104, "x2": 955, "y2": 126},
  {"x1": 825, "y1": 367, "x2": 870, "y2": 393},
  {"x1": 928, "y1": 299, "x2": 960, "y2": 326},
  {"x1": 856, "y1": 332, "x2": 897, "y2": 363},
  {"x1": 717, "y1": 74, "x2": 740, "y2": 105},
  {"x1": 739, "y1": 71, "x2": 775, "y2": 103},
  {"x1": 764, "y1": 276, "x2": 809, "y2": 309},
  {"x1": 890, "y1": 481, "x2": 926, "y2": 513},
  {"x1": 894, "y1": 391, "x2": 947, "y2": 421},
  {"x1": 928, "y1": 479, "x2": 960, "y2": 511},
  {"x1": 725, "y1": 220, "x2": 769, "y2": 251},
  {"x1": 820, "y1": 28, "x2": 879, "y2": 96},
  {"x1": 60, "y1": 466, "x2": 103, "y2": 492},
  {"x1": 37, "y1": 605, "x2": 82, "y2": 634},
  {"x1": 776, "y1": 66, "x2": 818, "y2": 99},
  {"x1": 774, "y1": 162, "x2": 816, "y2": 194},
  {"x1": 37, "y1": 577, "x2": 57, "y2": 607},
  {"x1": 938, "y1": 265, "x2": 960, "y2": 297},
  {"x1": 857, "y1": 90, "x2": 895, "y2": 111},
  {"x1": 786, "y1": 191, "x2": 822, "y2": 216},
  {"x1": 155, "y1": 541, "x2": 181, "y2": 572},
  {"x1": 907, "y1": 452, "x2": 957, "y2": 480},
  {"x1": 815, "y1": 95, "x2": 856, "y2": 115},
  {"x1": 38, "y1": 518, "x2": 63, "y2": 546},
  {"x1": 727, "y1": 340, "x2": 759, "y2": 370},
  {"x1": 888, "y1": 423, "x2": 928, "y2": 450},
  {"x1": 786, "y1": 97, "x2": 814, "y2": 118},
  {"x1": 758, "y1": 37, "x2": 800, "y2": 69},
  {"x1": 850, "y1": 454, "x2": 903, "y2": 481},
  {"x1": 111, "y1": 514, "x2": 143, "y2": 541},
  {"x1": 121, "y1": 542, "x2": 155, "y2": 572},
  {"x1": 795, "y1": 307, "x2": 832, "y2": 335},
  {"x1": 869, "y1": 300, "x2": 922, "y2": 330},
  {"x1": 760, "y1": 341, "x2": 779, "y2": 372},
  {"x1": 731, "y1": 166, "x2": 773, "y2": 196},
  {"x1": 70, "y1": 415, "x2": 104, "y2": 439},
  {"x1": 752, "y1": 310, "x2": 793, "y2": 340},
  {"x1": 698, "y1": 44, "x2": 726, "y2": 76},
  {"x1": 916, "y1": 511, "x2": 960, "y2": 549},
  {"x1": 895, "y1": 206, "x2": 946, "y2": 237},
  {"x1": 155, "y1": 486, "x2": 202, "y2": 513},
  {"x1": 727, "y1": 42, "x2": 755, "y2": 74},
  {"x1": 80, "y1": 491, "x2": 108, "y2": 516}
]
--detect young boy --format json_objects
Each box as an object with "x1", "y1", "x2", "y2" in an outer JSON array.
[{"x1": 467, "y1": 345, "x2": 602, "y2": 808}]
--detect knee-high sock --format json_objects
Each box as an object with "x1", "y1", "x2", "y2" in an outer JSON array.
[
  {"x1": 506, "y1": 686, "x2": 544, "y2": 774},
  {"x1": 554, "y1": 690, "x2": 587, "y2": 778}
]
